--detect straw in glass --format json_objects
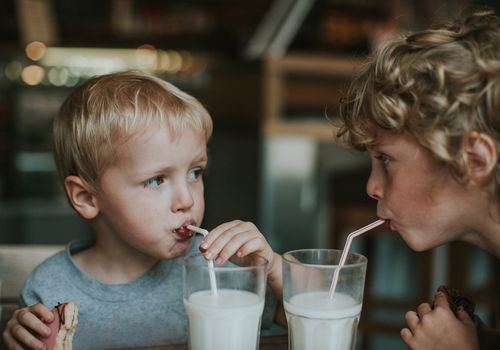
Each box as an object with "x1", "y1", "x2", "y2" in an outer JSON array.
[
  {"x1": 328, "y1": 219, "x2": 385, "y2": 300},
  {"x1": 187, "y1": 225, "x2": 218, "y2": 296}
]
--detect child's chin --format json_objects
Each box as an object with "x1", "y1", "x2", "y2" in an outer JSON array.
[
  {"x1": 161, "y1": 245, "x2": 191, "y2": 260},
  {"x1": 405, "y1": 237, "x2": 432, "y2": 252}
]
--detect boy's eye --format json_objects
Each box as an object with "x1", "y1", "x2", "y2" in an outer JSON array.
[
  {"x1": 375, "y1": 154, "x2": 390, "y2": 166},
  {"x1": 145, "y1": 176, "x2": 165, "y2": 188},
  {"x1": 188, "y1": 167, "x2": 204, "y2": 181}
]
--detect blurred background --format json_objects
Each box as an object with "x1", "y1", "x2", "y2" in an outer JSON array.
[{"x1": 0, "y1": 0, "x2": 499, "y2": 349}]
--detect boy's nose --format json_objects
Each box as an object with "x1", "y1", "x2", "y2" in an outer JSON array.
[
  {"x1": 366, "y1": 170, "x2": 383, "y2": 201},
  {"x1": 172, "y1": 183, "x2": 194, "y2": 212}
]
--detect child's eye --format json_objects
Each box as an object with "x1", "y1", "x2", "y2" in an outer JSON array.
[
  {"x1": 188, "y1": 167, "x2": 204, "y2": 181},
  {"x1": 375, "y1": 154, "x2": 390, "y2": 166},
  {"x1": 145, "y1": 175, "x2": 165, "y2": 188}
]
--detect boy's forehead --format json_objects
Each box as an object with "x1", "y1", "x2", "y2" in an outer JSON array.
[
  {"x1": 367, "y1": 127, "x2": 389, "y2": 146},
  {"x1": 124, "y1": 124, "x2": 207, "y2": 143},
  {"x1": 106, "y1": 126, "x2": 207, "y2": 175},
  {"x1": 368, "y1": 128, "x2": 410, "y2": 148}
]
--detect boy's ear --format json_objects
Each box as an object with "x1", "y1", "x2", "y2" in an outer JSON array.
[
  {"x1": 466, "y1": 132, "x2": 497, "y2": 184},
  {"x1": 64, "y1": 176, "x2": 99, "y2": 219}
]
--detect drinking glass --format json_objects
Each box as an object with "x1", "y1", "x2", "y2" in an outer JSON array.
[
  {"x1": 182, "y1": 253, "x2": 268, "y2": 350},
  {"x1": 283, "y1": 249, "x2": 367, "y2": 350}
]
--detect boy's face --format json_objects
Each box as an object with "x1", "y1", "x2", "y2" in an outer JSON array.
[
  {"x1": 366, "y1": 129, "x2": 473, "y2": 251},
  {"x1": 94, "y1": 126, "x2": 207, "y2": 260}
]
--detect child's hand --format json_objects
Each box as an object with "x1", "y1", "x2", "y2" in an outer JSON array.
[
  {"x1": 200, "y1": 220, "x2": 282, "y2": 291},
  {"x1": 400, "y1": 291, "x2": 479, "y2": 350},
  {"x1": 3, "y1": 303, "x2": 54, "y2": 350}
]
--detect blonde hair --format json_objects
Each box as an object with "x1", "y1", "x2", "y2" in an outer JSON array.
[
  {"x1": 53, "y1": 72, "x2": 213, "y2": 190},
  {"x1": 337, "y1": 8, "x2": 500, "y2": 192}
]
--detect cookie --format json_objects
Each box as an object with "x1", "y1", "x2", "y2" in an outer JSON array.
[{"x1": 433, "y1": 285, "x2": 475, "y2": 319}]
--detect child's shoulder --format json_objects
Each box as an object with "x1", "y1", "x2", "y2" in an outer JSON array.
[
  {"x1": 24, "y1": 248, "x2": 69, "y2": 285},
  {"x1": 19, "y1": 246, "x2": 73, "y2": 306}
]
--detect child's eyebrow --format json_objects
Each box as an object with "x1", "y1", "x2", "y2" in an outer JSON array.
[
  {"x1": 138, "y1": 165, "x2": 175, "y2": 177},
  {"x1": 193, "y1": 154, "x2": 208, "y2": 163},
  {"x1": 367, "y1": 143, "x2": 380, "y2": 150},
  {"x1": 141, "y1": 157, "x2": 208, "y2": 177}
]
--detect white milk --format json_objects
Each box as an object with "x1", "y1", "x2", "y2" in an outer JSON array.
[
  {"x1": 284, "y1": 291, "x2": 362, "y2": 350},
  {"x1": 184, "y1": 289, "x2": 265, "y2": 350}
]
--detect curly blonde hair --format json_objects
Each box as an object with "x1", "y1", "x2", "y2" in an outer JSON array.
[
  {"x1": 53, "y1": 72, "x2": 213, "y2": 191},
  {"x1": 337, "y1": 8, "x2": 500, "y2": 192}
]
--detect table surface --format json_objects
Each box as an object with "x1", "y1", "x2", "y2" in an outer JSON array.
[{"x1": 110, "y1": 335, "x2": 288, "y2": 350}]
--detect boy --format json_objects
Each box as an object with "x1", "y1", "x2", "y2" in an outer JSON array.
[
  {"x1": 3, "y1": 73, "x2": 283, "y2": 350},
  {"x1": 336, "y1": 7, "x2": 500, "y2": 350}
]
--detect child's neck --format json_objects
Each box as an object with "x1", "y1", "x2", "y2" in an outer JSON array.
[
  {"x1": 73, "y1": 241, "x2": 159, "y2": 284},
  {"x1": 461, "y1": 198, "x2": 500, "y2": 258}
]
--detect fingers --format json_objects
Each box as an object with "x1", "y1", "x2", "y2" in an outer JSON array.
[
  {"x1": 402, "y1": 310, "x2": 425, "y2": 350},
  {"x1": 2, "y1": 328, "x2": 22, "y2": 350},
  {"x1": 8, "y1": 322, "x2": 46, "y2": 350},
  {"x1": 201, "y1": 220, "x2": 270, "y2": 265},
  {"x1": 5, "y1": 304, "x2": 54, "y2": 350},
  {"x1": 19, "y1": 305, "x2": 52, "y2": 338},
  {"x1": 236, "y1": 237, "x2": 266, "y2": 257},
  {"x1": 400, "y1": 327, "x2": 413, "y2": 345},
  {"x1": 456, "y1": 306, "x2": 474, "y2": 325},
  {"x1": 416, "y1": 303, "x2": 432, "y2": 318},
  {"x1": 405, "y1": 310, "x2": 420, "y2": 331},
  {"x1": 213, "y1": 230, "x2": 257, "y2": 264},
  {"x1": 202, "y1": 220, "x2": 259, "y2": 264},
  {"x1": 29, "y1": 304, "x2": 54, "y2": 324},
  {"x1": 199, "y1": 220, "x2": 241, "y2": 253},
  {"x1": 433, "y1": 291, "x2": 451, "y2": 311},
  {"x1": 400, "y1": 297, "x2": 478, "y2": 350}
]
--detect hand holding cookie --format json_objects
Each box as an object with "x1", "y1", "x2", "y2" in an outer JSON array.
[
  {"x1": 39, "y1": 302, "x2": 78, "y2": 350},
  {"x1": 401, "y1": 286, "x2": 479, "y2": 350}
]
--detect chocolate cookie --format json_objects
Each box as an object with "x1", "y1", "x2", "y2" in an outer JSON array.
[{"x1": 433, "y1": 285, "x2": 475, "y2": 319}]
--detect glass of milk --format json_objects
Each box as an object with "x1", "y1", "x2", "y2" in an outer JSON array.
[
  {"x1": 283, "y1": 249, "x2": 367, "y2": 350},
  {"x1": 182, "y1": 253, "x2": 268, "y2": 350}
]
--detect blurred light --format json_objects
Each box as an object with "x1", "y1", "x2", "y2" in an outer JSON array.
[
  {"x1": 158, "y1": 51, "x2": 171, "y2": 71},
  {"x1": 41, "y1": 48, "x2": 132, "y2": 75},
  {"x1": 64, "y1": 72, "x2": 80, "y2": 87},
  {"x1": 25, "y1": 41, "x2": 47, "y2": 61},
  {"x1": 180, "y1": 51, "x2": 194, "y2": 72},
  {"x1": 5, "y1": 61, "x2": 23, "y2": 81},
  {"x1": 47, "y1": 67, "x2": 63, "y2": 86},
  {"x1": 135, "y1": 46, "x2": 157, "y2": 69},
  {"x1": 167, "y1": 50, "x2": 182, "y2": 72},
  {"x1": 137, "y1": 43, "x2": 156, "y2": 51},
  {"x1": 59, "y1": 67, "x2": 69, "y2": 85},
  {"x1": 21, "y1": 65, "x2": 45, "y2": 85},
  {"x1": 36, "y1": 47, "x2": 210, "y2": 82}
]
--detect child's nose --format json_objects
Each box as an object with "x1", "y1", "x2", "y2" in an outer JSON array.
[
  {"x1": 172, "y1": 183, "x2": 194, "y2": 212},
  {"x1": 366, "y1": 169, "x2": 383, "y2": 200}
]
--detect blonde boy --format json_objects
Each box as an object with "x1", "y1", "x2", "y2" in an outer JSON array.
[{"x1": 3, "y1": 73, "x2": 283, "y2": 350}]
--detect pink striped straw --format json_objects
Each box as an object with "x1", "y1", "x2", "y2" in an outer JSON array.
[{"x1": 328, "y1": 219, "x2": 385, "y2": 300}]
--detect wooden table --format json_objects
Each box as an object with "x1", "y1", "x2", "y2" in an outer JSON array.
[{"x1": 111, "y1": 335, "x2": 288, "y2": 350}]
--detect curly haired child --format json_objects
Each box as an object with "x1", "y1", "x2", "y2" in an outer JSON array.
[{"x1": 337, "y1": 8, "x2": 500, "y2": 350}]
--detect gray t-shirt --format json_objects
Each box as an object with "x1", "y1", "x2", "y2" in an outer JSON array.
[{"x1": 21, "y1": 239, "x2": 276, "y2": 350}]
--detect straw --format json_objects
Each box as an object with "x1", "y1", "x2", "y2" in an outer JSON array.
[
  {"x1": 187, "y1": 225, "x2": 218, "y2": 296},
  {"x1": 328, "y1": 219, "x2": 385, "y2": 300}
]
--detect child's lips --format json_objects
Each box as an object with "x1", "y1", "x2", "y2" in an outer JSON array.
[
  {"x1": 384, "y1": 219, "x2": 394, "y2": 231},
  {"x1": 174, "y1": 226, "x2": 194, "y2": 238}
]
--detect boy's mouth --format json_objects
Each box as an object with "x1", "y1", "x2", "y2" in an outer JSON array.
[
  {"x1": 173, "y1": 221, "x2": 196, "y2": 239},
  {"x1": 383, "y1": 219, "x2": 394, "y2": 231}
]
